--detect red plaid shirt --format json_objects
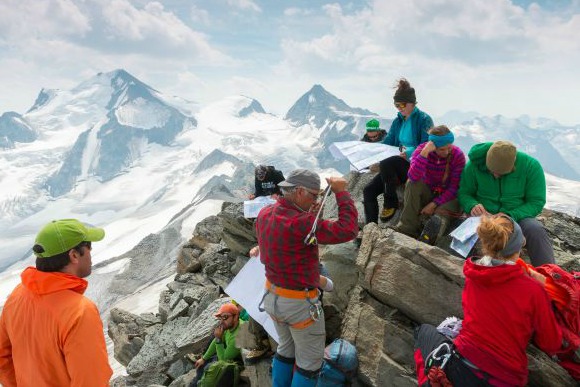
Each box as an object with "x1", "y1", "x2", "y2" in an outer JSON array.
[{"x1": 256, "y1": 191, "x2": 358, "y2": 290}]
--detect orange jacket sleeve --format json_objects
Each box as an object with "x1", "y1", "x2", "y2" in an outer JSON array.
[
  {"x1": 62, "y1": 300, "x2": 112, "y2": 386},
  {"x1": 0, "y1": 310, "x2": 17, "y2": 387}
]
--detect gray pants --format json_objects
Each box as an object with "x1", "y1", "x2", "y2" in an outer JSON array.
[
  {"x1": 397, "y1": 180, "x2": 460, "y2": 238},
  {"x1": 519, "y1": 217, "x2": 554, "y2": 266},
  {"x1": 263, "y1": 291, "x2": 325, "y2": 372}
]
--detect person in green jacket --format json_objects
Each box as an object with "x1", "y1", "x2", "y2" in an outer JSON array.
[
  {"x1": 458, "y1": 141, "x2": 554, "y2": 266},
  {"x1": 194, "y1": 303, "x2": 244, "y2": 378}
]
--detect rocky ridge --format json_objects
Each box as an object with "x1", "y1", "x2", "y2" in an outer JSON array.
[{"x1": 109, "y1": 172, "x2": 580, "y2": 386}]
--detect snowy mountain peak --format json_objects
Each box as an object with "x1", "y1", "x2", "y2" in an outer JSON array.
[
  {"x1": 97, "y1": 69, "x2": 160, "y2": 111},
  {"x1": 285, "y1": 84, "x2": 374, "y2": 127},
  {"x1": 0, "y1": 111, "x2": 37, "y2": 148},
  {"x1": 26, "y1": 88, "x2": 58, "y2": 114}
]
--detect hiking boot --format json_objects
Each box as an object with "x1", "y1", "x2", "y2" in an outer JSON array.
[
  {"x1": 379, "y1": 207, "x2": 396, "y2": 222},
  {"x1": 419, "y1": 215, "x2": 443, "y2": 246},
  {"x1": 245, "y1": 347, "x2": 269, "y2": 364},
  {"x1": 245, "y1": 338, "x2": 271, "y2": 364}
]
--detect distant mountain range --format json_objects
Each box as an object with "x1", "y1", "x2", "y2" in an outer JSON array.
[{"x1": 0, "y1": 68, "x2": 579, "y2": 272}]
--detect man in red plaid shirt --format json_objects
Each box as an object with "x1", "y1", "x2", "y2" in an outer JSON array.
[{"x1": 256, "y1": 168, "x2": 358, "y2": 387}]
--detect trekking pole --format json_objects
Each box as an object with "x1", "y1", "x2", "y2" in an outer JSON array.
[{"x1": 304, "y1": 186, "x2": 332, "y2": 246}]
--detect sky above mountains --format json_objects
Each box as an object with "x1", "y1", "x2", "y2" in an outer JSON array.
[{"x1": 1, "y1": 0, "x2": 580, "y2": 125}]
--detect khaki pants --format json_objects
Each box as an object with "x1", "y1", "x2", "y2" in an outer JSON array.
[
  {"x1": 263, "y1": 291, "x2": 325, "y2": 372},
  {"x1": 397, "y1": 180, "x2": 460, "y2": 238}
]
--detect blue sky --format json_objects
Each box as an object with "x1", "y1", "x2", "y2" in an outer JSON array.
[{"x1": 1, "y1": 0, "x2": 580, "y2": 124}]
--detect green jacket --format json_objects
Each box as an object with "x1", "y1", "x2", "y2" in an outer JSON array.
[
  {"x1": 202, "y1": 320, "x2": 244, "y2": 362},
  {"x1": 458, "y1": 142, "x2": 546, "y2": 221}
]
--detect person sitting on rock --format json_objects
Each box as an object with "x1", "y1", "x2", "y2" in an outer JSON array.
[
  {"x1": 395, "y1": 125, "x2": 465, "y2": 245},
  {"x1": 363, "y1": 78, "x2": 433, "y2": 224},
  {"x1": 414, "y1": 214, "x2": 562, "y2": 386},
  {"x1": 458, "y1": 140, "x2": 554, "y2": 266},
  {"x1": 249, "y1": 165, "x2": 285, "y2": 199},
  {"x1": 193, "y1": 303, "x2": 244, "y2": 383},
  {"x1": 361, "y1": 118, "x2": 386, "y2": 143}
]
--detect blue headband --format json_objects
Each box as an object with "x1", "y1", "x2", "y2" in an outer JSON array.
[
  {"x1": 498, "y1": 217, "x2": 525, "y2": 257},
  {"x1": 428, "y1": 132, "x2": 454, "y2": 148}
]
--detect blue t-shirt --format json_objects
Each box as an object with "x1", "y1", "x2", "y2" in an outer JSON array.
[{"x1": 398, "y1": 107, "x2": 418, "y2": 159}]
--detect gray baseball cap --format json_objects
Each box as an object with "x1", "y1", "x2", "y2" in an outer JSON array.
[{"x1": 278, "y1": 169, "x2": 321, "y2": 191}]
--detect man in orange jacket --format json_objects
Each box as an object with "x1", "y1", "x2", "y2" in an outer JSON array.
[{"x1": 0, "y1": 219, "x2": 112, "y2": 386}]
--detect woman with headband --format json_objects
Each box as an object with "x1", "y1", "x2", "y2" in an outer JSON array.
[
  {"x1": 395, "y1": 125, "x2": 465, "y2": 245},
  {"x1": 414, "y1": 215, "x2": 562, "y2": 386}
]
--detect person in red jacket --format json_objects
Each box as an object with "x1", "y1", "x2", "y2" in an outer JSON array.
[
  {"x1": 414, "y1": 214, "x2": 562, "y2": 386},
  {"x1": 0, "y1": 219, "x2": 112, "y2": 387}
]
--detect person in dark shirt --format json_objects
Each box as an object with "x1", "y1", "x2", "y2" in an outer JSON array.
[
  {"x1": 360, "y1": 118, "x2": 386, "y2": 143},
  {"x1": 249, "y1": 165, "x2": 285, "y2": 199}
]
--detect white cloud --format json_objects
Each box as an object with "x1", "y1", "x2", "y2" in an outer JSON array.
[
  {"x1": 0, "y1": 0, "x2": 90, "y2": 40},
  {"x1": 100, "y1": 1, "x2": 227, "y2": 60},
  {"x1": 283, "y1": 7, "x2": 313, "y2": 17},
  {"x1": 190, "y1": 4, "x2": 211, "y2": 25},
  {"x1": 226, "y1": 0, "x2": 261, "y2": 13}
]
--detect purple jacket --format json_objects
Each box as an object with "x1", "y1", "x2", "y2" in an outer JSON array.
[{"x1": 408, "y1": 143, "x2": 466, "y2": 206}]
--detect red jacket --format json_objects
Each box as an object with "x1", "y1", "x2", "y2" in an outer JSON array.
[
  {"x1": 0, "y1": 267, "x2": 112, "y2": 387},
  {"x1": 454, "y1": 258, "x2": 562, "y2": 386},
  {"x1": 257, "y1": 191, "x2": 358, "y2": 289}
]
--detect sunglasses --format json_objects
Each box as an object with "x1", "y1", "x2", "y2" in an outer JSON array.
[
  {"x1": 303, "y1": 188, "x2": 321, "y2": 200},
  {"x1": 75, "y1": 241, "x2": 92, "y2": 251},
  {"x1": 394, "y1": 102, "x2": 408, "y2": 109},
  {"x1": 218, "y1": 314, "x2": 232, "y2": 321}
]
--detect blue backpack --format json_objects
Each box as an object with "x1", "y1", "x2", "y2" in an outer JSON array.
[{"x1": 317, "y1": 339, "x2": 358, "y2": 386}]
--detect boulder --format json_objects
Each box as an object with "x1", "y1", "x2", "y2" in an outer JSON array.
[
  {"x1": 176, "y1": 246, "x2": 202, "y2": 274},
  {"x1": 110, "y1": 187, "x2": 580, "y2": 386},
  {"x1": 189, "y1": 215, "x2": 223, "y2": 249},
  {"x1": 218, "y1": 202, "x2": 257, "y2": 255}
]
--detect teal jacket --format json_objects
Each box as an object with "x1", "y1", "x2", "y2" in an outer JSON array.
[
  {"x1": 202, "y1": 320, "x2": 244, "y2": 362},
  {"x1": 382, "y1": 107, "x2": 433, "y2": 159},
  {"x1": 458, "y1": 142, "x2": 546, "y2": 221}
]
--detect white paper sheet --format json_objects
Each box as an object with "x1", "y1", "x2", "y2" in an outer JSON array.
[
  {"x1": 450, "y1": 233, "x2": 479, "y2": 258},
  {"x1": 224, "y1": 256, "x2": 279, "y2": 343},
  {"x1": 449, "y1": 216, "x2": 481, "y2": 243},
  {"x1": 243, "y1": 196, "x2": 276, "y2": 218},
  {"x1": 328, "y1": 141, "x2": 401, "y2": 171},
  {"x1": 449, "y1": 217, "x2": 482, "y2": 257}
]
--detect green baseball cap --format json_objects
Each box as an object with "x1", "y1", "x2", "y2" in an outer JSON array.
[{"x1": 33, "y1": 219, "x2": 105, "y2": 258}]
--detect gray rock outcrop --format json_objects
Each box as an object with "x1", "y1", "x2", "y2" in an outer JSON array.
[{"x1": 109, "y1": 172, "x2": 580, "y2": 386}]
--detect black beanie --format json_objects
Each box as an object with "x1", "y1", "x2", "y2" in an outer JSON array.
[{"x1": 394, "y1": 87, "x2": 416, "y2": 104}]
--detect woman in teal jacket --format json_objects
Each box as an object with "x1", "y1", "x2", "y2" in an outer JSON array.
[
  {"x1": 363, "y1": 78, "x2": 433, "y2": 224},
  {"x1": 458, "y1": 141, "x2": 554, "y2": 266}
]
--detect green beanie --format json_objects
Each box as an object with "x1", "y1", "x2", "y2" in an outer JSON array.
[{"x1": 366, "y1": 119, "x2": 381, "y2": 132}]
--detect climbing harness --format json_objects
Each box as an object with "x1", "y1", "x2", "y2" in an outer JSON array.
[
  {"x1": 258, "y1": 280, "x2": 322, "y2": 330},
  {"x1": 426, "y1": 342, "x2": 453, "y2": 371},
  {"x1": 304, "y1": 186, "x2": 332, "y2": 246}
]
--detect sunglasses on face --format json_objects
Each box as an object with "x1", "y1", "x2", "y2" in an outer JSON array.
[
  {"x1": 75, "y1": 241, "x2": 92, "y2": 251},
  {"x1": 218, "y1": 314, "x2": 231, "y2": 321},
  {"x1": 303, "y1": 188, "x2": 320, "y2": 200},
  {"x1": 394, "y1": 102, "x2": 407, "y2": 109}
]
